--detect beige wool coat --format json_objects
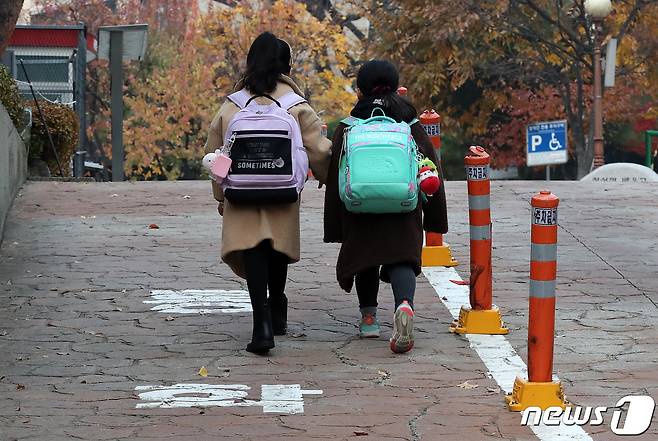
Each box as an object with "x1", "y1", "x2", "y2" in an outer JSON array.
[{"x1": 204, "y1": 76, "x2": 332, "y2": 278}]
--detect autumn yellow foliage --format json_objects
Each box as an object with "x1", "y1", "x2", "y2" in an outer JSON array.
[{"x1": 123, "y1": 0, "x2": 353, "y2": 180}]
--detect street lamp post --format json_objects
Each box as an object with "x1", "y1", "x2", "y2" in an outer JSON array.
[{"x1": 585, "y1": 0, "x2": 612, "y2": 169}]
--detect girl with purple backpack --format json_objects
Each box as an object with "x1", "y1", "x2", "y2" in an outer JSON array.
[{"x1": 205, "y1": 32, "x2": 331, "y2": 354}]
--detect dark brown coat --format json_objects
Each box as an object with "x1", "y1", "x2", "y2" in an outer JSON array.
[{"x1": 323, "y1": 122, "x2": 449, "y2": 292}]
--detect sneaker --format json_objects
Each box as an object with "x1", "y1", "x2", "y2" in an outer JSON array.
[
  {"x1": 390, "y1": 301, "x2": 414, "y2": 353},
  {"x1": 359, "y1": 313, "x2": 381, "y2": 338}
]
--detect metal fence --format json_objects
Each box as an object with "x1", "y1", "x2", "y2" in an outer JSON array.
[{"x1": 2, "y1": 25, "x2": 89, "y2": 177}]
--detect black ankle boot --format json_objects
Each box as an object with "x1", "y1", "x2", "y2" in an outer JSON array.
[
  {"x1": 246, "y1": 303, "x2": 274, "y2": 354},
  {"x1": 270, "y1": 294, "x2": 288, "y2": 336}
]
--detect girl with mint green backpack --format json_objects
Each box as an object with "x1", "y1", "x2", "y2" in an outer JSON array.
[{"x1": 323, "y1": 60, "x2": 448, "y2": 354}]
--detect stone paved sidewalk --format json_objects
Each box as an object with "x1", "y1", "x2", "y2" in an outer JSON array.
[{"x1": 0, "y1": 180, "x2": 656, "y2": 441}]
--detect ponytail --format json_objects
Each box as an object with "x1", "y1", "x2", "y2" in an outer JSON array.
[{"x1": 381, "y1": 93, "x2": 418, "y2": 124}]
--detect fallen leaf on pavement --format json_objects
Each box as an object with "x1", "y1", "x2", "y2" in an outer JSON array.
[
  {"x1": 456, "y1": 381, "x2": 479, "y2": 389},
  {"x1": 164, "y1": 316, "x2": 175, "y2": 321},
  {"x1": 198, "y1": 366, "x2": 208, "y2": 377},
  {"x1": 16, "y1": 384, "x2": 25, "y2": 390},
  {"x1": 148, "y1": 224, "x2": 159, "y2": 229},
  {"x1": 354, "y1": 431, "x2": 369, "y2": 436},
  {"x1": 450, "y1": 279, "x2": 469, "y2": 286}
]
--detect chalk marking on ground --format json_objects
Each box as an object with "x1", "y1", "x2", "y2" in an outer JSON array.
[
  {"x1": 422, "y1": 266, "x2": 593, "y2": 441},
  {"x1": 134, "y1": 383, "x2": 322, "y2": 414},
  {"x1": 145, "y1": 289, "x2": 251, "y2": 314}
]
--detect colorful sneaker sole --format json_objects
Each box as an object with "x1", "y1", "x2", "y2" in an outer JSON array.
[
  {"x1": 359, "y1": 327, "x2": 381, "y2": 338},
  {"x1": 390, "y1": 306, "x2": 414, "y2": 353}
]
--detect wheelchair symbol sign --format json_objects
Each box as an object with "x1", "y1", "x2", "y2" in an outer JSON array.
[{"x1": 527, "y1": 120, "x2": 568, "y2": 166}]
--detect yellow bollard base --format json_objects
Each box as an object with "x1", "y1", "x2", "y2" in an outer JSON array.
[
  {"x1": 421, "y1": 243, "x2": 458, "y2": 267},
  {"x1": 505, "y1": 376, "x2": 569, "y2": 412},
  {"x1": 449, "y1": 305, "x2": 509, "y2": 335}
]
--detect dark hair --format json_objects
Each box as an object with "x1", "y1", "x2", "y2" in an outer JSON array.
[
  {"x1": 356, "y1": 60, "x2": 417, "y2": 123},
  {"x1": 242, "y1": 32, "x2": 292, "y2": 95},
  {"x1": 277, "y1": 38, "x2": 292, "y2": 76}
]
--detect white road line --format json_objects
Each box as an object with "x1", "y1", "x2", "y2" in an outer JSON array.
[
  {"x1": 135, "y1": 383, "x2": 323, "y2": 414},
  {"x1": 422, "y1": 266, "x2": 593, "y2": 441},
  {"x1": 135, "y1": 384, "x2": 256, "y2": 409},
  {"x1": 261, "y1": 384, "x2": 324, "y2": 414},
  {"x1": 145, "y1": 289, "x2": 252, "y2": 314}
]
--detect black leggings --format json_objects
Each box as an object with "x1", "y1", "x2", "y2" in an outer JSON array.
[
  {"x1": 243, "y1": 240, "x2": 288, "y2": 303},
  {"x1": 355, "y1": 263, "x2": 416, "y2": 310}
]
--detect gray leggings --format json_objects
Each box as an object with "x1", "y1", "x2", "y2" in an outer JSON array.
[{"x1": 355, "y1": 263, "x2": 416, "y2": 310}]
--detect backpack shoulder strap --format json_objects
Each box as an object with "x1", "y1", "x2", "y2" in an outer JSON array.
[
  {"x1": 408, "y1": 118, "x2": 419, "y2": 126},
  {"x1": 341, "y1": 116, "x2": 362, "y2": 127},
  {"x1": 226, "y1": 89, "x2": 251, "y2": 109},
  {"x1": 278, "y1": 92, "x2": 307, "y2": 110}
]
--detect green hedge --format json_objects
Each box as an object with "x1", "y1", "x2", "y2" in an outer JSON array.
[
  {"x1": 0, "y1": 65, "x2": 24, "y2": 130},
  {"x1": 28, "y1": 101, "x2": 79, "y2": 176}
]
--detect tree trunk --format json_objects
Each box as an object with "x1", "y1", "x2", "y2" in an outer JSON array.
[
  {"x1": 0, "y1": 0, "x2": 24, "y2": 56},
  {"x1": 577, "y1": 110, "x2": 596, "y2": 179}
]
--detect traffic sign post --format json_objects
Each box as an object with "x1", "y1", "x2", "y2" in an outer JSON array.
[{"x1": 526, "y1": 120, "x2": 568, "y2": 180}]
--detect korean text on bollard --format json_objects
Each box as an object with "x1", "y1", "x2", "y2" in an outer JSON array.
[
  {"x1": 419, "y1": 109, "x2": 457, "y2": 267},
  {"x1": 506, "y1": 191, "x2": 569, "y2": 411},
  {"x1": 419, "y1": 109, "x2": 441, "y2": 154},
  {"x1": 450, "y1": 146, "x2": 507, "y2": 334}
]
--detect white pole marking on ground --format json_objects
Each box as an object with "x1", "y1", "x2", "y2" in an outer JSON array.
[
  {"x1": 135, "y1": 383, "x2": 323, "y2": 414},
  {"x1": 134, "y1": 384, "x2": 257, "y2": 409},
  {"x1": 145, "y1": 289, "x2": 252, "y2": 314},
  {"x1": 422, "y1": 266, "x2": 593, "y2": 441},
  {"x1": 261, "y1": 384, "x2": 324, "y2": 414}
]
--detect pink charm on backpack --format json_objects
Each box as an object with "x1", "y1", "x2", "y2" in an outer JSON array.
[{"x1": 203, "y1": 149, "x2": 232, "y2": 182}]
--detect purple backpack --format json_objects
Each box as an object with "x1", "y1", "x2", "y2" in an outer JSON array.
[{"x1": 221, "y1": 89, "x2": 309, "y2": 205}]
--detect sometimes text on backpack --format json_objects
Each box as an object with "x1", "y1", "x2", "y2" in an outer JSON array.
[{"x1": 221, "y1": 89, "x2": 309, "y2": 205}]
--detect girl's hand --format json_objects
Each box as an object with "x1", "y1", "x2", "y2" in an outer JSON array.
[{"x1": 217, "y1": 201, "x2": 225, "y2": 216}]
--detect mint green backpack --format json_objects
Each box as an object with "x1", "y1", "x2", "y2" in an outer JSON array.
[{"x1": 338, "y1": 109, "x2": 420, "y2": 214}]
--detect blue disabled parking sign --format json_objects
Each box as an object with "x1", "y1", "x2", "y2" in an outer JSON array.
[{"x1": 526, "y1": 120, "x2": 568, "y2": 167}]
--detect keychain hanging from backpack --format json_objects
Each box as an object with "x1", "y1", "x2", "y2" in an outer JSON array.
[{"x1": 202, "y1": 133, "x2": 235, "y2": 182}]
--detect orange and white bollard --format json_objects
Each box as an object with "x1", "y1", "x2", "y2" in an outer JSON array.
[
  {"x1": 419, "y1": 109, "x2": 457, "y2": 267},
  {"x1": 419, "y1": 109, "x2": 442, "y2": 154},
  {"x1": 506, "y1": 191, "x2": 568, "y2": 411},
  {"x1": 450, "y1": 146, "x2": 507, "y2": 334}
]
